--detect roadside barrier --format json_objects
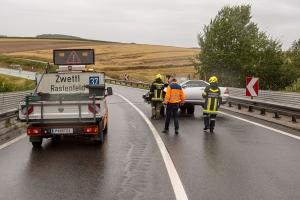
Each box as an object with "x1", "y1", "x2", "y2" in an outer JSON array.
[
  {"x1": 0, "y1": 78, "x2": 299, "y2": 123},
  {"x1": 105, "y1": 78, "x2": 300, "y2": 122}
]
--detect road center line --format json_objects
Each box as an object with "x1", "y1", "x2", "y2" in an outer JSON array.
[
  {"x1": 0, "y1": 134, "x2": 27, "y2": 150},
  {"x1": 115, "y1": 93, "x2": 189, "y2": 200},
  {"x1": 219, "y1": 111, "x2": 300, "y2": 140}
]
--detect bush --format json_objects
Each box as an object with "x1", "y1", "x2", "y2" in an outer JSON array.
[{"x1": 285, "y1": 78, "x2": 300, "y2": 92}]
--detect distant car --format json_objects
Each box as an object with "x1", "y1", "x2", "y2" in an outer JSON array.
[{"x1": 179, "y1": 80, "x2": 229, "y2": 114}]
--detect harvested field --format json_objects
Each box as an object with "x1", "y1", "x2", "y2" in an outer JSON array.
[
  {"x1": 1, "y1": 38, "x2": 199, "y2": 82},
  {"x1": 0, "y1": 38, "x2": 112, "y2": 54}
]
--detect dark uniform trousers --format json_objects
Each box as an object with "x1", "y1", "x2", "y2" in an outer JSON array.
[{"x1": 164, "y1": 103, "x2": 179, "y2": 130}]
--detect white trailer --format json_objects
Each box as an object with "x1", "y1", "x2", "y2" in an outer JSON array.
[{"x1": 18, "y1": 49, "x2": 113, "y2": 147}]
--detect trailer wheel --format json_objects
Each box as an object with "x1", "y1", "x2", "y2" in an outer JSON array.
[
  {"x1": 94, "y1": 124, "x2": 104, "y2": 145},
  {"x1": 103, "y1": 122, "x2": 108, "y2": 134},
  {"x1": 32, "y1": 141, "x2": 42, "y2": 148},
  {"x1": 52, "y1": 135, "x2": 61, "y2": 142}
]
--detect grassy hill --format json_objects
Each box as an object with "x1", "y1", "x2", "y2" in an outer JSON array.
[{"x1": 36, "y1": 34, "x2": 83, "y2": 40}]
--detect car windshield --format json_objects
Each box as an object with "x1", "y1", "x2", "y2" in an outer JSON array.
[{"x1": 183, "y1": 80, "x2": 209, "y2": 88}]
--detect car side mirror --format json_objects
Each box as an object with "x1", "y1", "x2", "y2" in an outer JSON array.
[{"x1": 106, "y1": 87, "x2": 113, "y2": 96}]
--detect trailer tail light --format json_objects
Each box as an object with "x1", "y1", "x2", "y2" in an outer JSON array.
[
  {"x1": 224, "y1": 88, "x2": 229, "y2": 95},
  {"x1": 27, "y1": 127, "x2": 41, "y2": 135},
  {"x1": 83, "y1": 126, "x2": 98, "y2": 134},
  {"x1": 88, "y1": 104, "x2": 100, "y2": 113},
  {"x1": 22, "y1": 105, "x2": 34, "y2": 115}
]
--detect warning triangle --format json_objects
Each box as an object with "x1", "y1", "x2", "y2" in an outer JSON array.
[{"x1": 66, "y1": 51, "x2": 81, "y2": 64}]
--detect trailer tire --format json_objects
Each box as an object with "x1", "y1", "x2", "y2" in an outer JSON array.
[
  {"x1": 32, "y1": 141, "x2": 42, "y2": 148},
  {"x1": 52, "y1": 135, "x2": 61, "y2": 142},
  {"x1": 103, "y1": 122, "x2": 108, "y2": 134},
  {"x1": 94, "y1": 124, "x2": 104, "y2": 145}
]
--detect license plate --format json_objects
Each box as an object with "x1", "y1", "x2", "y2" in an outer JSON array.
[{"x1": 51, "y1": 128, "x2": 73, "y2": 134}]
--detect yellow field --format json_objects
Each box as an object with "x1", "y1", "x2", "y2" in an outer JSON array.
[{"x1": 1, "y1": 38, "x2": 199, "y2": 82}]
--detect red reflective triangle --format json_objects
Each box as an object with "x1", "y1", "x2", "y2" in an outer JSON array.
[{"x1": 66, "y1": 51, "x2": 81, "y2": 64}]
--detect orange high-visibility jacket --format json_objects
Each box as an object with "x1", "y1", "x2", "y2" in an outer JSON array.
[{"x1": 164, "y1": 82, "x2": 186, "y2": 104}]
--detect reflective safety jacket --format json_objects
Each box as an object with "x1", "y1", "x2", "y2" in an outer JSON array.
[
  {"x1": 164, "y1": 82, "x2": 185, "y2": 104},
  {"x1": 202, "y1": 85, "x2": 221, "y2": 113},
  {"x1": 150, "y1": 79, "x2": 165, "y2": 101}
]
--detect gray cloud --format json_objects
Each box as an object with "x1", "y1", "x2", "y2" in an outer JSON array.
[{"x1": 0, "y1": 0, "x2": 299, "y2": 49}]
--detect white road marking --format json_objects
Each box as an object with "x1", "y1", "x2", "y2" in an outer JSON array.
[
  {"x1": 116, "y1": 93, "x2": 189, "y2": 200},
  {"x1": 0, "y1": 134, "x2": 27, "y2": 150},
  {"x1": 219, "y1": 111, "x2": 300, "y2": 140}
]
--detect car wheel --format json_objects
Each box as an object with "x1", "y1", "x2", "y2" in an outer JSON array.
[
  {"x1": 187, "y1": 105, "x2": 195, "y2": 114},
  {"x1": 180, "y1": 105, "x2": 187, "y2": 114}
]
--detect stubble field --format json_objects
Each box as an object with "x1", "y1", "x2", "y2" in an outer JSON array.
[{"x1": 0, "y1": 38, "x2": 199, "y2": 82}]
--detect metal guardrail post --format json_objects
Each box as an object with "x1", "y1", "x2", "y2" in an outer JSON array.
[
  {"x1": 274, "y1": 112, "x2": 280, "y2": 119},
  {"x1": 292, "y1": 115, "x2": 297, "y2": 123},
  {"x1": 248, "y1": 106, "x2": 253, "y2": 112}
]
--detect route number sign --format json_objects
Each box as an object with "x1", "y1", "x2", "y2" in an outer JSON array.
[{"x1": 89, "y1": 76, "x2": 100, "y2": 85}]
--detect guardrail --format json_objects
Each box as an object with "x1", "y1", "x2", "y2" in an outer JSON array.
[
  {"x1": 228, "y1": 88, "x2": 300, "y2": 108},
  {"x1": 105, "y1": 78, "x2": 300, "y2": 122},
  {"x1": 105, "y1": 78, "x2": 150, "y2": 89},
  {"x1": 0, "y1": 90, "x2": 32, "y2": 114},
  {"x1": 228, "y1": 97, "x2": 300, "y2": 122},
  {"x1": 0, "y1": 79, "x2": 298, "y2": 123}
]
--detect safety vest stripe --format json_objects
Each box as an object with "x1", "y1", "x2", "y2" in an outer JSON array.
[
  {"x1": 210, "y1": 97, "x2": 216, "y2": 111},
  {"x1": 203, "y1": 110, "x2": 218, "y2": 113},
  {"x1": 209, "y1": 88, "x2": 219, "y2": 93},
  {"x1": 213, "y1": 98, "x2": 217, "y2": 111},
  {"x1": 207, "y1": 98, "x2": 211, "y2": 111},
  {"x1": 155, "y1": 90, "x2": 157, "y2": 98}
]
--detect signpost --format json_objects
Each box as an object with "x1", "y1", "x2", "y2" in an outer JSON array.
[{"x1": 246, "y1": 77, "x2": 259, "y2": 97}]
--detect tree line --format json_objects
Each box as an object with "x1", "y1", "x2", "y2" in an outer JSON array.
[{"x1": 195, "y1": 5, "x2": 300, "y2": 91}]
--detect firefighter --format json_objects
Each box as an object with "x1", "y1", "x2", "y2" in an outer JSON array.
[
  {"x1": 149, "y1": 74, "x2": 165, "y2": 119},
  {"x1": 162, "y1": 78, "x2": 186, "y2": 134},
  {"x1": 202, "y1": 76, "x2": 222, "y2": 133}
]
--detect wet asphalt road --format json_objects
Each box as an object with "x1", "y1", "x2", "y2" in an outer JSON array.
[{"x1": 0, "y1": 85, "x2": 300, "y2": 200}]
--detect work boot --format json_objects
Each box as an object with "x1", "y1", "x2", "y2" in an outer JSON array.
[
  {"x1": 162, "y1": 129, "x2": 169, "y2": 134},
  {"x1": 175, "y1": 129, "x2": 179, "y2": 134}
]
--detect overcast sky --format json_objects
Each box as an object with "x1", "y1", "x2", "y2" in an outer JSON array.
[{"x1": 0, "y1": 0, "x2": 299, "y2": 49}]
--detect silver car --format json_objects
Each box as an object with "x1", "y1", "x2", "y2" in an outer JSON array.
[{"x1": 179, "y1": 80, "x2": 229, "y2": 114}]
